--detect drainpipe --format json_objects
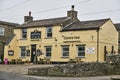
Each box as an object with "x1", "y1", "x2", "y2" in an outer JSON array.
[
  {"x1": 1, "y1": 42, "x2": 5, "y2": 62},
  {"x1": 97, "y1": 29, "x2": 99, "y2": 62}
]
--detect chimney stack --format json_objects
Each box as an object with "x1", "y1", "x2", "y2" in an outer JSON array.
[
  {"x1": 24, "y1": 11, "x2": 33, "y2": 22},
  {"x1": 67, "y1": 5, "x2": 79, "y2": 22}
]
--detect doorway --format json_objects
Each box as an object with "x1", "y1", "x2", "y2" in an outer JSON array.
[
  {"x1": 31, "y1": 45, "x2": 36, "y2": 62},
  {"x1": 104, "y1": 46, "x2": 107, "y2": 61}
]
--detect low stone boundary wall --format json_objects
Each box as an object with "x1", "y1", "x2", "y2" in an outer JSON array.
[
  {"x1": 106, "y1": 54, "x2": 120, "y2": 63},
  {"x1": 28, "y1": 62, "x2": 120, "y2": 77}
]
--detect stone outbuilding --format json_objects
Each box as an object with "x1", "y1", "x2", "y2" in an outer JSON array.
[{"x1": 0, "y1": 20, "x2": 19, "y2": 61}]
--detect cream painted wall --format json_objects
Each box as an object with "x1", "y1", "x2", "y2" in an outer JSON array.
[
  {"x1": 99, "y1": 19, "x2": 118, "y2": 61},
  {"x1": 4, "y1": 35, "x2": 19, "y2": 61}
]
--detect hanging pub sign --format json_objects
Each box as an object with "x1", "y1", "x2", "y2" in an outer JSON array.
[
  {"x1": 8, "y1": 50, "x2": 14, "y2": 56},
  {"x1": 26, "y1": 49, "x2": 30, "y2": 56},
  {"x1": 31, "y1": 30, "x2": 41, "y2": 39}
]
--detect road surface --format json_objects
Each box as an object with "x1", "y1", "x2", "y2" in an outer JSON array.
[
  {"x1": 0, "y1": 65, "x2": 119, "y2": 80},
  {"x1": 1, "y1": 71, "x2": 120, "y2": 80},
  {"x1": 0, "y1": 71, "x2": 40, "y2": 80}
]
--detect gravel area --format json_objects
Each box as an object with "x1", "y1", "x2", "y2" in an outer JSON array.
[{"x1": 0, "y1": 64, "x2": 54, "y2": 74}]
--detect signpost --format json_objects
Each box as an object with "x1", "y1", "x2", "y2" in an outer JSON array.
[{"x1": 86, "y1": 48, "x2": 95, "y2": 54}]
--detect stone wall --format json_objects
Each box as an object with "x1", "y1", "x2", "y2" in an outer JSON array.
[
  {"x1": 28, "y1": 62, "x2": 120, "y2": 77},
  {"x1": 0, "y1": 23, "x2": 17, "y2": 61},
  {"x1": 106, "y1": 54, "x2": 120, "y2": 63}
]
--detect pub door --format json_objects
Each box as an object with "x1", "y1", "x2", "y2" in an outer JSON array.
[
  {"x1": 31, "y1": 45, "x2": 36, "y2": 62},
  {"x1": 104, "y1": 46, "x2": 107, "y2": 61}
]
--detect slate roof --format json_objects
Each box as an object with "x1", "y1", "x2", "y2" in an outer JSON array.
[
  {"x1": 6, "y1": 34, "x2": 15, "y2": 45},
  {"x1": 62, "y1": 18, "x2": 109, "y2": 31},
  {"x1": 114, "y1": 23, "x2": 120, "y2": 30},
  {"x1": 17, "y1": 16, "x2": 110, "y2": 31},
  {"x1": 18, "y1": 17, "x2": 71, "y2": 28},
  {"x1": 0, "y1": 20, "x2": 19, "y2": 27}
]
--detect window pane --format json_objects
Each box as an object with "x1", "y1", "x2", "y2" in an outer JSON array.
[
  {"x1": 47, "y1": 33, "x2": 52, "y2": 38},
  {"x1": 63, "y1": 52, "x2": 69, "y2": 56},
  {"x1": 62, "y1": 46, "x2": 69, "y2": 57},
  {"x1": 47, "y1": 27, "x2": 52, "y2": 33},
  {"x1": 63, "y1": 48, "x2": 69, "y2": 51},
  {"x1": 22, "y1": 34, "x2": 27, "y2": 38},
  {"x1": 45, "y1": 46, "x2": 52, "y2": 57},
  {"x1": 22, "y1": 29, "x2": 27, "y2": 33},
  {"x1": 46, "y1": 52, "x2": 51, "y2": 56},
  {"x1": 22, "y1": 29, "x2": 27, "y2": 38},
  {"x1": 77, "y1": 46, "x2": 85, "y2": 57},
  {"x1": 20, "y1": 46, "x2": 26, "y2": 57},
  {"x1": 78, "y1": 47, "x2": 84, "y2": 51},
  {"x1": 0, "y1": 27, "x2": 5, "y2": 36},
  {"x1": 0, "y1": 31, "x2": 3, "y2": 34},
  {"x1": 78, "y1": 52, "x2": 85, "y2": 56},
  {"x1": 46, "y1": 48, "x2": 51, "y2": 51},
  {"x1": 46, "y1": 27, "x2": 52, "y2": 38},
  {"x1": 21, "y1": 53, "x2": 25, "y2": 56},
  {"x1": 31, "y1": 31, "x2": 41, "y2": 39}
]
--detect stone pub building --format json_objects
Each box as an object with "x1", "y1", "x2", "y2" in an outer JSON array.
[{"x1": 4, "y1": 6, "x2": 118, "y2": 63}]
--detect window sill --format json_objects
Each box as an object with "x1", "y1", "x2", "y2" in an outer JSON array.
[
  {"x1": 76, "y1": 56, "x2": 85, "y2": 58},
  {"x1": 31, "y1": 39, "x2": 40, "y2": 41},
  {"x1": 20, "y1": 39, "x2": 27, "y2": 40},
  {"x1": 8, "y1": 55, "x2": 14, "y2": 56},
  {"x1": 44, "y1": 37, "x2": 52, "y2": 39},
  {"x1": 19, "y1": 57, "x2": 26, "y2": 59},
  {"x1": 61, "y1": 56, "x2": 69, "y2": 58},
  {"x1": 44, "y1": 56, "x2": 51, "y2": 59}
]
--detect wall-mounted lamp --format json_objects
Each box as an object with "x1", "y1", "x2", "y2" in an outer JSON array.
[
  {"x1": 91, "y1": 35, "x2": 94, "y2": 40},
  {"x1": 37, "y1": 49, "x2": 42, "y2": 56},
  {"x1": 62, "y1": 35, "x2": 64, "y2": 37},
  {"x1": 26, "y1": 49, "x2": 30, "y2": 56},
  {"x1": 54, "y1": 37, "x2": 57, "y2": 41},
  {"x1": 55, "y1": 44, "x2": 57, "y2": 47},
  {"x1": 72, "y1": 44, "x2": 74, "y2": 46},
  {"x1": 39, "y1": 45, "x2": 41, "y2": 48},
  {"x1": 27, "y1": 46, "x2": 29, "y2": 48},
  {"x1": 8, "y1": 45, "x2": 10, "y2": 48}
]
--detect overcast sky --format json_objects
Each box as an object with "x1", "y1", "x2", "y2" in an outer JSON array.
[{"x1": 0, "y1": 0, "x2": 120, "y2": 24}]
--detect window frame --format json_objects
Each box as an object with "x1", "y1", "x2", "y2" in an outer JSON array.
[
  {"x1": 45, "y1": 46, "x2": 52, "y2": 57},
  {"x1": 62, "y1": 45, "x2": 69, "y2": 57},
  {"x1": 77, "y1": 45, "x2": 85, "y2": 57},
  {"x1": 31, "y1": 31, "x2": 41, "y2": 39},
  {"x1": 20, "y1": 46, "x2": 26, "y2": 57},
  {"x1": 8, "y1": 50, "x2": 14, "y2": 56},
  {"x1": 46, "y1": 27, "x2": 52, "y2": 38},
  {"x1": 21, "y1": 29, "x2": 27, "y2": 39},
  {"x1": 0, "y1": 27, "x2": 5, "y2": 36}
]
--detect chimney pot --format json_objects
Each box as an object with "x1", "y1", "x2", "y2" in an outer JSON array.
[
  {"x1": 29, "y1": 11, "x2": 31, "y2": 16},
  {"x1": 71, "y1": 5, "x2": 74, "y2": 11}
]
